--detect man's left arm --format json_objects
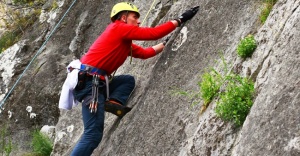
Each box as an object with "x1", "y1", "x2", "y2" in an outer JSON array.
[{"x1": 130, "y1": 43, "x2": 165, "y2": 59}]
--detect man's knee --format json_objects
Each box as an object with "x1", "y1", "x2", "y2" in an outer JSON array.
[
  {"x1": 91, "y1": 136, "x2": 102, "y2": 147},
  {"x1": 122, "y1": 75, "x2": 135, "y2": 87},
  {"x1": 84, "y1": 125, "x2": 103, "y2": 143}
]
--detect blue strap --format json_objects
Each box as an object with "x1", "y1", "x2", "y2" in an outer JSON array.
[
  {"x1": 80, "y1": 64, "x2": 106, "y2": 75},
  {"x1": 80, "y1": 64, "x2": 110, "y2": 101}
]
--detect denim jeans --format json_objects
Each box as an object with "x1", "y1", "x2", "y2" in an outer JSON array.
[{"x1": 70, "y1": 75, "x2": 135, "y2": 156}]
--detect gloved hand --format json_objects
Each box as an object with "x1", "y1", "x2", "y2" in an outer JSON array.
[{"x1": 177, "y1": 6, "x2": 199, "y2": 25}]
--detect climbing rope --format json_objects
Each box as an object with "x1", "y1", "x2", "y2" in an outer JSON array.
[
  {"x1": 141, "y1": 0, "x2": 156, "y2": 26},
  {"x1": 0, "y1": 0, "x2": 78, "y2": 109},
  {"x1": 130, "y1": 0, "x2": 157, "y2": 63}
]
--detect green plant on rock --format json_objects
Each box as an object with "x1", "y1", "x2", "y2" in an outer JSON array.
[
  {"x1": 171, "y1": 57, "x2": 255, "y2": 127},
  {"x1": 215, "y1": 74, "x2": 254, "y2": 126},
  {"x1": 31, "y1": 130, "x2": 53, "y2": 156},
  {"x1": 199, "y1": 69, "x2": 223, "y2": 112},
  {"x1": 170, "y1": 68, "x2": 222, "y2": 110},
  {"x1": 237, "y1": 35, "x2": 257, "y2": 58},
  {"x1": 260, "y1": 0, "x2": 278, "y2": 24},
  {"x1": 51, "y1": 0, "x2": 59, "y2": 10}
]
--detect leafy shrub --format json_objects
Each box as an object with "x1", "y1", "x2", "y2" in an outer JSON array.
[
  {"x1": 260, "y1": 0, "x2": 278, "y2": 24},
  {"x1": 237, "y1": 35, "x2": 257, "y2": 58},
  {"x1": 31, "y1": 130, "x2": 53, "y2": 156},
  {"x1": 215, "y1": 74, "x2": 254, "y2": 126}
]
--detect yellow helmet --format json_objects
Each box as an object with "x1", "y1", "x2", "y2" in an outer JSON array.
[{"x1": 110, "y1": 2, "x2": 140, "y2": 20}]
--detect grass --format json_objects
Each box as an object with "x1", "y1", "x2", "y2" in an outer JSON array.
[
  {"x1": 0, "y1": 11, "x2": 40, "y2": 53},
  {"x1": 170, "y1": 87, "x2": 199, "y2": 106},
  {"x1": 237, "y1": 35, "x2": 257, "y2": 58},
  {"x1": 0, "y1": 31, "x2": 20, "y2": 54},
  {"x1": 0, "y1": 128, "x2": 53, "y2": 156},
  {"x1": 0, "y1": 1, "x2": 43, "y2": 53},
  {"x1": 215, "y1": 74, "x2": 254, "y2": 126},
  {"x1": 0, "y1": 126, "x2": 13, "y2": 156},
  {"x1": 31, "y1": 130, "x2": 53, "y2": 156},
  {"x1": 260, "y1": 0, "x2": 278, "y2": 24},
  {"x1": 12, "y1": 0, "x2": 35, "y2": 5}
]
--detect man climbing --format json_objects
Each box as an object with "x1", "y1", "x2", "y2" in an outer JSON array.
[{"x1": 68, "y1": 2, "x2": 199, "y2": 155}]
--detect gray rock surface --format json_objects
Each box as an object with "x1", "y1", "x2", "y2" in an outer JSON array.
[
  {"x1": 233, "y1": 0, "x2": 300, "y2": 155},
  {"x1": 0, "y1": 0, "x2": 299, "y2": 155}
]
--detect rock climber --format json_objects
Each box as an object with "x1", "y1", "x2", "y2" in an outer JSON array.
[{"x1": 59, "y1": 2, "x2": 199, "y2": 155}]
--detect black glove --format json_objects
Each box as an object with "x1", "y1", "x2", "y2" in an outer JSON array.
[{"x1": 177, "y1": 6, "x2": 199, "y2": 25}]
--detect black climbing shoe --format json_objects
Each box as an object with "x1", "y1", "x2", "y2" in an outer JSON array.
[{"x1": 105, "y1": 101, "x2": 132, "y2": 118}]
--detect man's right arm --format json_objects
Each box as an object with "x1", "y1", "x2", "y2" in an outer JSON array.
[
  {"x1": 120, "y1": 21, "x2": 177, "y2": 41},
  {"x1": 120, "y1": 6, "x2": 199, "y2": 41}
]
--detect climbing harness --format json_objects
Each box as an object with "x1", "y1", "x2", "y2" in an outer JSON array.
[
  {"x1": 0, "y1": 0, "x2": 78, "y2": 109},
  {"x1": 79, "y1": 64, "x2": 109, "y2": 113}
]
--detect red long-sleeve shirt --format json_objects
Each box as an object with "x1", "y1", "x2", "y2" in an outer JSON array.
[{"x1": 80, "y1": 21, "x2": 176, "y2": 75}]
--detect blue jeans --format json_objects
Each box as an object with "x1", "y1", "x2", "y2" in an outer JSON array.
[{"x1": 70, "y1": 75, "x2": 135, "y2": 156}]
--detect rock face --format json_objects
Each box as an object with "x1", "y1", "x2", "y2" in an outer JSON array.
[{"x1": 0, "y1": 0, "x2": 299, "y2": 155}]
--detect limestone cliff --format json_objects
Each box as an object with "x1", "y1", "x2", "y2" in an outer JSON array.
[{"x1": 0, "y1": 0, "x2": 299, "y2": 155}]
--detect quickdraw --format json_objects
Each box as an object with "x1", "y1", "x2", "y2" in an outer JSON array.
[{"x1": 90, "y1": 75, "x2": 100, "y2": 113}]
